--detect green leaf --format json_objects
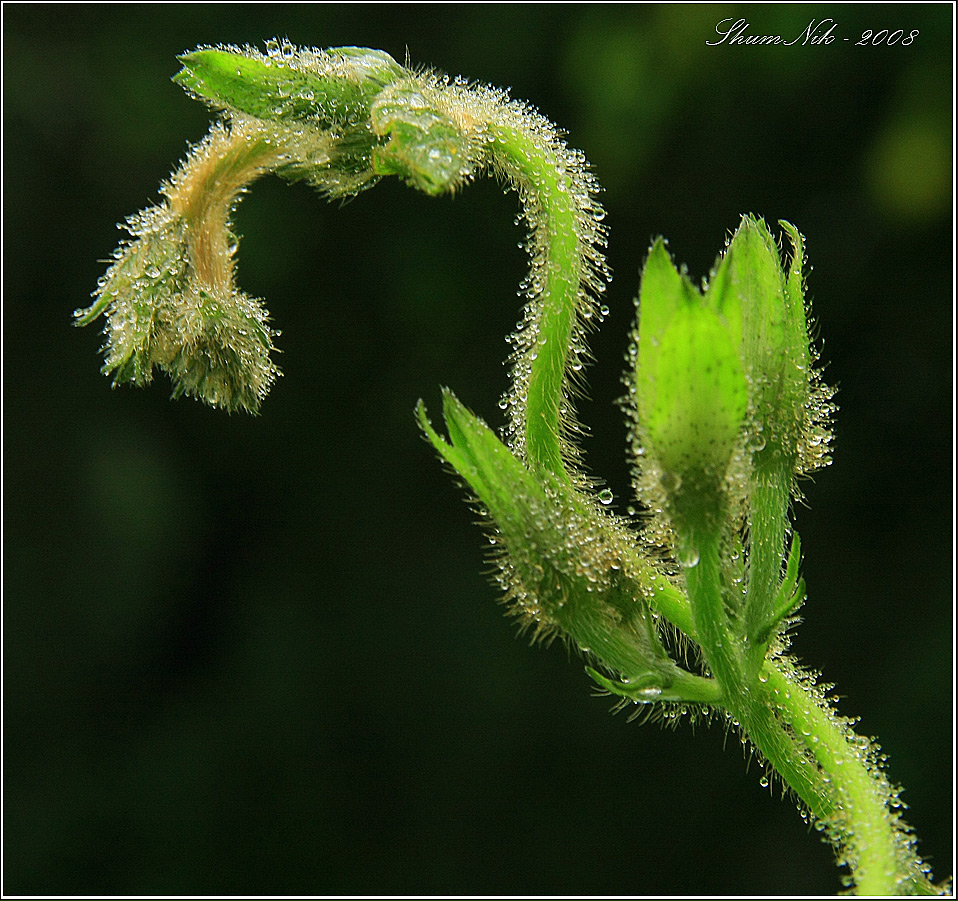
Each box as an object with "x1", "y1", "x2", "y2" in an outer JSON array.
[{"x1": 174, "y1": 46, "x2": 403, "y2": 128}]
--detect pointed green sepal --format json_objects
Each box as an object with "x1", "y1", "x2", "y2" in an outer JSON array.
[
  {"x1": 586, "y1": 665, "x2": 722, "y2": 706},
  {"x1": 753, "y1": 531, "x2": 807, "y2": 645},
  {"x1": 417, "y1": 391, "x2": 687, "y2": 685},
  {"x1": 587, "y1": 666, "x2": 673, "y2": 703}
]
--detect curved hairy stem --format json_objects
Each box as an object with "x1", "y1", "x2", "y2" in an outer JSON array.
[{"x1": 484, "y1": 119, "x2": 609, "y2": 478}]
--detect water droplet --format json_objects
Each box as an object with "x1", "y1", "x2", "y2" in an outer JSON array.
[
  {"x1": 759, "y1": 776, "x2": 770, "y2": 788},
  {"x1": 677, "y1": 544, "x2": 699, "y2": 568},
  {"x1": 660, "y1": 471, "x2": 682, "y2": 493},
  {"x1": 599, "y1": 304, "x2": 610, "y2": 317},
  {"x1": 597, "y1": 488, "x2": 613, "y2": 505}
]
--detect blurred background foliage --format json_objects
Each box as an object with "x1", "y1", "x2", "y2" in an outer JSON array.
[{"x1": 3, "y1": 3, "x2": 953, "y2": 895}]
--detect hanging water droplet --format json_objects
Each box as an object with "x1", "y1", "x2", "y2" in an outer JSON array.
[
  {"x1": 597, "y1": 488, "x2": 613, "y2": 505},
  {"x1": 677, "y1": 544, "x2": 700, "y2": 568},
  {"x1": 759, "y1": 776, "x2": 770, "y2": 788}
]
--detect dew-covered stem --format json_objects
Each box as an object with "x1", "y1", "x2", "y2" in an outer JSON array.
[
  {"x1": 166, "y1": 120, "x2": 281, "y2": 294},
  {"x1": 744, "y1": 467, "x2": 791, "y2": 658},
  {"x1": 762, "y1": 661, "x2": 937, "y2": 894},
  {"x1": 683, "y1": 531, "x2": 742, "y2": 691},
  {"x1": 488, "y1": 122, "x2": 589, "y2": 479}
]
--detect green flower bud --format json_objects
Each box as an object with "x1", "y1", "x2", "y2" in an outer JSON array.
[
  {"x1": 706, "y1": 216, "x2": 834, "y2": 479},
  {"x1": 174, "y1": 44, "x2": 403, "y2": 128},
  {"x1": 631, "y1": 239, "x2": 748, "y2": 534},
  {"x1": 75, "y1": 204, "x2": 279, "y2": 414},
  {"x1": 75, "y1": 121, "x2": 281, "y2": 413}
]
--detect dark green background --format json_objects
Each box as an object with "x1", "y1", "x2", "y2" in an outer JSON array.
[{"x1": 4, "y1": 3, "x2": 953, "y2": 895}]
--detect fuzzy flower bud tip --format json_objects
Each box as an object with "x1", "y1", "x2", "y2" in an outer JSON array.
[{"x1": 632, "y1": 239, "x2": 748, "y2": 530}]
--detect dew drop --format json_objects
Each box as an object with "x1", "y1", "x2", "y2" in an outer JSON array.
[
  {"x1": 660, "y1": 471, "x2": 682, "y2": 493},
  {"x1": 677, "y1": 544, "x2": 700, "y2": 568},
  {"x1": 759, "y1": 776, "x2": 770, "y2": 788},
  {"x1": 597, "y1": 488, "x2": 613, "y2": 505}
]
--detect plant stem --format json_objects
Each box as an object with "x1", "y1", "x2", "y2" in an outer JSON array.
[
  {"x1": 684, "y1": 531, "x2": 743, "y2": 689},
  {"x1": 745, "y1": 467, "x2": 790, "y2": 660},
  {"x1": 762, "y1": 660, "x2": 928, "y2": 895},
  {"x1": 687, "y1": 523, "x2": 924, "y2": 893},
  {"x1": 166, "y1": 120, "x2": 282, "y2": 293},
  {"x1": 488, "y1": 121, "x2": 591, "y2": 480},
  {"x1": 684, "y1": 533, "x2": 837, "y2": 815}
]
